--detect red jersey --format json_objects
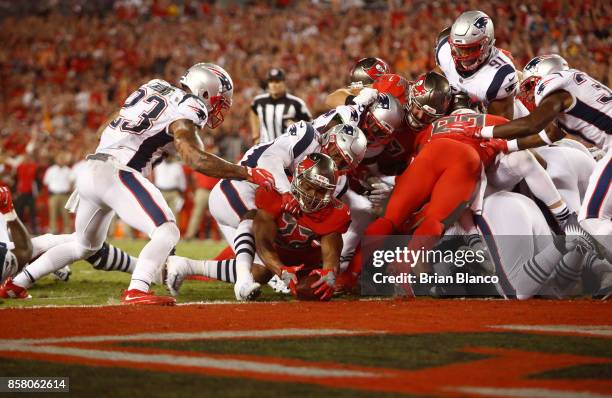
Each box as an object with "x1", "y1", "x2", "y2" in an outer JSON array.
[
  {"x1": 255, "y1": 188, "x2": 351, "y2": 251},
  {"x1": 372, "y1": 74, "x2": 410, "y2": 105},
  {"x1": 423, "y1": 113, "x2": 508, "y2": 167}
]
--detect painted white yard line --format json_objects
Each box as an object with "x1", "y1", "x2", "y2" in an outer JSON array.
[
  {"x1": 0, "y1": 344, "x2": 379, "y2": 378},
  {"x1": 450, "y1": 386, "x2": 612, "y2": 398},
  {"x1": 490, "y1": 324, "x2": 612, "y2": 337},
  {"x1": 0, "y1": 328, "x2": 380, "y2": 345}
]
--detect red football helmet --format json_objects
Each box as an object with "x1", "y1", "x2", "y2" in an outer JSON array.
[{"x1": 349, "y1": 57, "x2": 391, "y2": 85}]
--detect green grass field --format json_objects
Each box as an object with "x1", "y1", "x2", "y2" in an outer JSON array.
[{"x1": 0, "y1": 239, "x2": 291, "y2": 308}]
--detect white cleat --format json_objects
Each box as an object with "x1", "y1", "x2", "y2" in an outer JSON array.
[
  {"x1": 165, "y1": 256, "x2": 189, "y2": 296},
  {"x1": 234, "y1": 280, "x2": 261, "y2": 301},
  {"x1": 268, "y1": 274, "x2": 290, "y2": 294},
  {"x1": 52, "y1": 265, "x2": 72, "y2": 282}
]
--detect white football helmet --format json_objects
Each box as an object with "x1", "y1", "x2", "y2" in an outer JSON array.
[
  {"x1": 518, "y1": 54, "x2": 569, "y2": 110},
  {"x1": 360, "y1": 93, "x2": 403, "y2": 147},
  {"x1": 179, "y1": 63, "x2": 233, "y2": 128},
  {"x1": 321, "y1": 124, "x2": 367, "y2": 174},
  {"x1": 449, "y1": 10, "x2": 495, "y2": 72}
]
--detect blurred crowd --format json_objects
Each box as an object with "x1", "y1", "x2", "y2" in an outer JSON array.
[{"x1": 0, "y1": 0, "x2": 609, "y2": 236}]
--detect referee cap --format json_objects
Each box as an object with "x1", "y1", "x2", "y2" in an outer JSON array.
[{"x1": 267, "y1": 68, "x2": 286, "y2": 82}]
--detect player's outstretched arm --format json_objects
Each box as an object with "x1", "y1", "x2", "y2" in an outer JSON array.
[
  {"x1": 487, "y1": 91, "x2": 573, "y2": 139},
  {"x1": 171, "y1": 119, "x2": 275, "y2": 188},
  {"x1": 253, "y1": 209, "x2": 284, "y2": 276}
]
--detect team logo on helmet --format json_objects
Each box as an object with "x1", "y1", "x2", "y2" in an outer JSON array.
[
  {"x1": 524, "y1": 57, "x2": 542, "y2": 72},
  {"x1": 473, "y1": 16, "x2": 489, "y2": 33}
]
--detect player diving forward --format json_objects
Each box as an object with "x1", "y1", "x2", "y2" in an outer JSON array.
[
  {"x1": 449, "y1": 54, "x2": 611, "y2": 252},
  {"x1": 167, "y1": 153, "x2": 351, "y2": 301},
  {"x1": 0, "y1": 63, "x2": 275, "y2": 305}
]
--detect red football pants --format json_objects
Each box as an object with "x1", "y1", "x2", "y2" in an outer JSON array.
[{"x1": 347, "y1": 138, "x2": 482, "y2": 274}]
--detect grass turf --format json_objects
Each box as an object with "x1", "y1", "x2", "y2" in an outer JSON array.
[{"x1": 0, "y1": 239, "x2": 290, "y2": 308}]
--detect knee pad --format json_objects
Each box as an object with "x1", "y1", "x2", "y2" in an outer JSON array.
[{"x1": 152, "y1": 222, "x2": 181, "y2": 248}]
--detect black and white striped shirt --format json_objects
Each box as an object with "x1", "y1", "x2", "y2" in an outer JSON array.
[{"x1": 251, "y1": 92, "x2": 312, "y2": 143}]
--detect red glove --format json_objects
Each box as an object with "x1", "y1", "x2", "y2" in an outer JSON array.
[
  {"x1": 281, "y1": 192, "x2": 301, "y2": 216},
  {"x1": 442, "y1": 120, "x2": 482, "y2": 138},
  {"x1": 484, "y1": 139, "x2": 509, "y2": 154},
  {"x1": 280, "y1": 264, "x2": 304, "y2": 296},
  {"x1": 309, "y1": 269, "x2": 336, "y2": 301},
  {"x1": 0, "y1": 186, "x2": 14, "y2": 214},
  {"x1": 246, "y1": 167, "x2": 276, "y2": 190}
]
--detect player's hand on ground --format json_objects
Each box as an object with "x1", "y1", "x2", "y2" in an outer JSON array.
[
  {"x1": 367, "y1": 182, "x2": 393, "y2": 206},
  {"x1": 309, "y1": 269, "x2": 336, "y2": 301},
  {"x1": 280, "y1": 264, "x2": 304, "y2": 295},
  {"x1": 353, "y1": 88, "x2": 379, "y2": 107},
  {"x1": 281, "y1": 192, "x2": 301, "y2": 216},
  {"x1": 246, "y1": 167, "x2": 276, "y2": 190},
  {"x1": 0, "y1": 186, "x2": 14, "y2": 214}
]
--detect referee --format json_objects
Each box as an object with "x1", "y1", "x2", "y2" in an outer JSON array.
[{"x1": 249, "y1": 68, "x2": 312, "y2": 144}]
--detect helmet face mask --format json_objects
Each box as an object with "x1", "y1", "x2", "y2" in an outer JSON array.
[
  {"x1": 291, "y1": 153, "x2": 337, "y2": 213},
  {"x1": 449, "y1": 11, "x2": 495, "y2": 72}
]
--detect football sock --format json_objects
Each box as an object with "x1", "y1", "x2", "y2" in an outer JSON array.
[
  {"x1": 86, "y1": 242, "x2": 136, "y2": 273},
  {"x1": 517, "y1": 242, "x2": 563, "y2": 299},
  {"x1": 233, "y1": 220, "x2": 255, "y2": 284},
  {"x1": 129, "y1": 222, "x2": 179, "y2": 292}
]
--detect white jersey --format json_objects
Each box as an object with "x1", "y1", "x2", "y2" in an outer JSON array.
[
  {"x1": 240, "y1": 104, "x2": 364, "y2": 194},
  {"x1": 97, "y1": 79, "x2": 208, "y2": 177},
  {"x1": 436, "y1": 40, "x2": 518, "y2": 106},
  {"x1": 534, "y1": 69, "x2": 612, "y2": 151}
]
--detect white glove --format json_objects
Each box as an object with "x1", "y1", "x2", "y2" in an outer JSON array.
[
  {"x1": 367, "y1": 182, "x2": 393, "y2": 206},
  {"x1": 353, "y1": 87, "x2": 379, "y2": 107}
]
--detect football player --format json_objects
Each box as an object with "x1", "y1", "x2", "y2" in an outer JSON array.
[
  {"x1": 448, "y1": 54, "x2": 611, "y2": 247},
  {"x1": 0, "y1": 63, "x2": 275, "y2": 305},
  {"x1": 166, "y1": 153, "x2": 351, "y2": 301},
  {"x1": 473, "y1": 191, "x2": 609, "y2": 300},
  {"x1": 435, "y1": 10, "x2": 518, "y2": 119}
]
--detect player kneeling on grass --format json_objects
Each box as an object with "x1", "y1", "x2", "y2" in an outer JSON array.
[{"x1": 166, "y1": 153, "x2": 351, "y2": 301}]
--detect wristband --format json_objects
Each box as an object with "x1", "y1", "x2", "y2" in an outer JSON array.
[
  {"x1": 480, "y1": 126, "x2": 494, "y2": 138},
  {"x1": 3, "y1": 210, "x2": 17, "y2": 222},
  {"x1": 506, "y1": 139, "x2": 519, "y2": 152}
]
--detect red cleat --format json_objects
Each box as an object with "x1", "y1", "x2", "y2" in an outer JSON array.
[
  {"x1": 121, "y1": 289, "x2": 176, "y2": 306},
  {"x1": 0, "y1": 277, "x2": 31, "y2": 299}
]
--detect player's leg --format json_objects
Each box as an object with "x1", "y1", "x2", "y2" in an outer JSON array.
[
  {"x1": 8, "y1": 197, "x2": 113, "y2": 294},
  {"x1": 578, "y1": 150, "x2": 611, "y2": 257},
  {"x1": 493, "y1": 151, "x2": 572, "y2": 228},
  {"x1": 340, "y1": 190, "x2": 375, "y2": 272},
  {"x1": 107, "y1": 170, "x2": 178, "y2": 301}
]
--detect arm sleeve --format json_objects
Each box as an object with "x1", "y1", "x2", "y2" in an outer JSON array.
[{"x1": 256, "y1": 123, "x2": 317, "y2": 193}]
